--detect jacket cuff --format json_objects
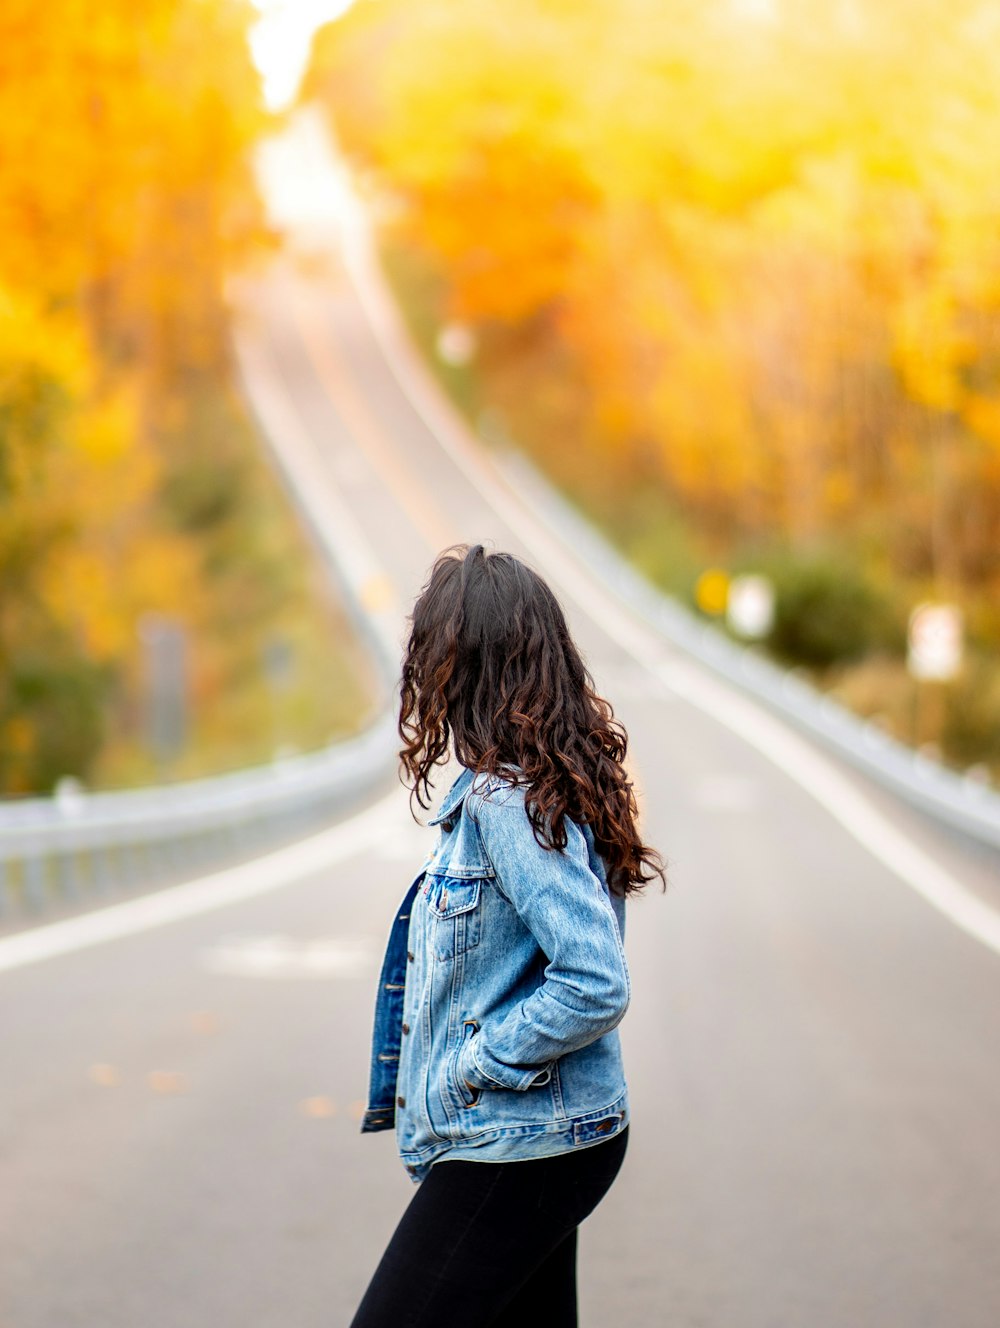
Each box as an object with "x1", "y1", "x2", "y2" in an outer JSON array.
[{"x1": 467, "y1": 1035, "x2": 554, "y2": 1092}]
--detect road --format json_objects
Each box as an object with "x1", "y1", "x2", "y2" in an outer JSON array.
[{"x1": 2, "y1": 112, "x2": 999, "y2": 1328}]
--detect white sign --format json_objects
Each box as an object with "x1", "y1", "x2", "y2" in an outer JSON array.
[
  {"x1": 907, "y1": 602, "x2": 963, "y2": 680},
  {"x1": 201, "y1": 933, "x2": 376, "y2": 980},
  {"x1": 436, "y1": 323, "x2": 476, "y2": 367},
  {"x1": 726, "y1": 574, "x2": 775, "y2": 639}
]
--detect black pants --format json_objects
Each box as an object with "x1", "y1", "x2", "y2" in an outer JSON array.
[{"x1": 349, "y1": 1125, "x2": 629, "y2": 1328}]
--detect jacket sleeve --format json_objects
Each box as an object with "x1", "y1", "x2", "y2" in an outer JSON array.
[{"x1": 458, "y1": 781, "x2": 631, "y2": 1093}]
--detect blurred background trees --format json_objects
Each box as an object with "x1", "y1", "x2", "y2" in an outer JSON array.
[
  {"x1": 0, "y1": 0, "x2": 371, "y2": 794},
  {"x1": 305, "y1": 0, "x2": 1000, "y2": 773},
  {"x1": 3, "y1": 0, "x2": 996, "y2": 789}
]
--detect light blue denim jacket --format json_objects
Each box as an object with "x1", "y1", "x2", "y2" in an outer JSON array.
[{"x1": 360, "y1": 764, "x2": 631, "y2": 1183}]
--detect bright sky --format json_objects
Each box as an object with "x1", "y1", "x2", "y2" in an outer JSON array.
[
  {"x1": 247, "y1": 0, "x2": 782, "y2": 113},
  {"x1": 248, "y1": 0, "x2": 356, "y2": 111}
]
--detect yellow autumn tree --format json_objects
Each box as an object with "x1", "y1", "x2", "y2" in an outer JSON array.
[
  {"x1": 0, "y1": 0, "x2": 266, "y2": 793},
  {"x1": 306, "y1": 0, "x2": 1000, "y2": 597}
]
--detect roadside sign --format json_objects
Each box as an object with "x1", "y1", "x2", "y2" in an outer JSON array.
[
  {"x1": 907, "y1": 601, "x2": 963, "y2": 680},
  {"x1": 436, "y1": 323, "x2": 476, "y2": 366},
  {"x1": 263, "y1": 632, "x2": 295, "y2": 689},
  {"x1": 137, "y1": 612, "x2": 189, "y2": 770},
  {"x1": 727, "y1": 573, "x2": 775, "y2": 639}
]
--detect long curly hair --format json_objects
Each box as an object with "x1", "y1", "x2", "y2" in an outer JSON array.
[{"x1": 398, "y1": 543, "x2": 667, "y2": 898}]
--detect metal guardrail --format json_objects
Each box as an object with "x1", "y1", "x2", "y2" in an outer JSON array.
[
  {"x1": 0, "y1": 323, "x2": 404, "y2": 929},
  {"x1": 495, "y1": 446, "x2": 1000, "y2": 854},
  {"x1": 0, "y1": 712, "x2": 397, "y2": 925}
]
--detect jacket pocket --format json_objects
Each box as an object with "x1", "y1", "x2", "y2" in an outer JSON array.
[
  {"x1": 425, "y1": 875, "x2": 484, "y2": 961},
  {"x1": 451, "y1": 1018, "x2": 482, "y2": 1109}
]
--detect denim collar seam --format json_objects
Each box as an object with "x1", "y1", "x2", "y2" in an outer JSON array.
[{"x1": 426, "y1": 767, "x2": 475, "y2": 826}]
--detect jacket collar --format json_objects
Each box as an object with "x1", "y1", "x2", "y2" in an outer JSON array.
[
  {"x1": 426, "y1": 766, "x2": 475, "y2": 827},
  {"x1": 426, "y1": 761, "x2": 527, "y2": 827}
]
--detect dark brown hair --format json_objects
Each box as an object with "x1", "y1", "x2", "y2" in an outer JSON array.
[{"x1": 398, "y1": 543, "x2": 667, "y2": 898}]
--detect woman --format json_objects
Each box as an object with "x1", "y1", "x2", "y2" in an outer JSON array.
[{"x1": 351, "y1": 543, "x2": 667, "y2": 1328}]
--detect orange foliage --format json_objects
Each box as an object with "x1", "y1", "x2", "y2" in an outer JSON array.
[
  {"x1": 307, "y1": 0, "x2": 1000, "y2": 585},
  {"x1": 0, "y1": 0, "x2": 264, "y2": 791}
]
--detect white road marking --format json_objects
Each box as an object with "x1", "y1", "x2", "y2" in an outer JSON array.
[
  {"x1": 0, "y1": 789, "x2": 405, "y2": 975},
  {"x1": 201, "y1": 932, "x2": 377, "y2": 979}
]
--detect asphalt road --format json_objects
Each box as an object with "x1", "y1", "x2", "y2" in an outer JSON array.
[{"x1": 2, "y1": 118, "x2": 999, "y2": 1328}]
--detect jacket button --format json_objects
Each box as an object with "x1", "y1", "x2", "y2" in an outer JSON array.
[
  {"x1": 407, "y1": 950, "x2": 414, "y2": 962},
  {"x1": 401, "y1": 1022, "x2": 410, "y2": 1034},
  {"x1": 596, "y1": 1119, "x2": 614, "y2": 1133},
  {"x1": 397, "y1": 1095, "x2": 406, "y2": 1107}
]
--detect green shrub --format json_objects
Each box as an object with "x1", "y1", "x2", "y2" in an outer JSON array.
[
  {"x1": 738, "y1": 549, "x2": 904, "y2": 670},
  {"x1": 941, "y1": 652, "x2": 1000, "y2": 770},
  {"x1": 0, "y1": 635, "x2": 111, "y2": 794}
]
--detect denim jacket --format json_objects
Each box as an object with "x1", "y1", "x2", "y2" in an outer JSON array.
[{"x1": 360, "y1": 763, "x2": 631, "y2": 1184}]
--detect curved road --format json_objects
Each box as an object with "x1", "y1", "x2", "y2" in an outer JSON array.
[{"x1": 2, "y1": 114, "x2": 999, "y2": 1327}]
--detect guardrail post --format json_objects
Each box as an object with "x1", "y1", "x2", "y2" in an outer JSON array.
[
  {"x1": 94, "y1": 847, "x2": 115, "y2": 897},
  {"x1": 126, "y1": 840, "x2": 144, "y2": 886},
  {"x1": 57, "y1": 850, "x2": 84, "y2": 905},
  {"x1": 24, "y1": 855, "x2": 48, "y2": 914}
]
